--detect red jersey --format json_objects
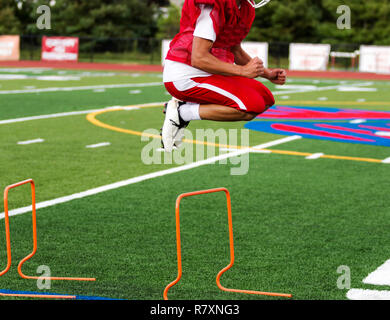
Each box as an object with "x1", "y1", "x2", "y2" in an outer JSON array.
[{"x1": 166, "y1": 0, "x2": 255, "y2": 66}]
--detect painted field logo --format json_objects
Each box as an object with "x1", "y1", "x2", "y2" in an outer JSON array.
[
  {"x1": 246, "y1": 106, "x2": 390, "y2": 147},
  {"x1": 257, "y1": 105, "x2": 390, "y2": 120}
]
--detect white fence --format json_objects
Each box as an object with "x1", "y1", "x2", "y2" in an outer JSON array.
[
  {"x1": 162, "y1": 39, "x2": 268, "y2": 67},
  {"x1": 162, "y1": 40, "x2": 390, "y2": 74},
  {"x1": 359, "y1": 45, "x2": 390, "y2": 74},
  {"x1": 289, "y1": 43, "x2": 331, "y2": 71}
]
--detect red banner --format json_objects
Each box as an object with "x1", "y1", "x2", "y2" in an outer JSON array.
[{"x1": 41, "y1": 36, "x2": 79, "y2": 62}]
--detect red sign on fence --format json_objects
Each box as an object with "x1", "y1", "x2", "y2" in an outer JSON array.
[{"x1": 41, "y1": 36, "x2": 79, "y2": 62}]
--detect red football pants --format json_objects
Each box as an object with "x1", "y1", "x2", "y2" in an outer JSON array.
[{"x1": 164, "y1": 74, "x2": 275, "y2": 114}]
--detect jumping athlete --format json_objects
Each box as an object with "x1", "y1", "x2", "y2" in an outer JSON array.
[{"x1": 161, "y1": 0, "x2": 287, "y2": 151}]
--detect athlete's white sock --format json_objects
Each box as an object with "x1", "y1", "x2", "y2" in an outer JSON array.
[{"x1": 178, "y1": 102, "x2": 201, "y2": 121}]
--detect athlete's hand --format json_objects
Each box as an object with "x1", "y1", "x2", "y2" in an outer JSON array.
[
  {"x1": 241, "y1": 57, "x2": 265, "y2": 78},
  {"x1": 267, "y1": 69, "x2": 287, "y2": 85}
]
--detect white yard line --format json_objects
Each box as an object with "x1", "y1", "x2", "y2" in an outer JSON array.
[
  {"x1": 252, "y1": 135, "x2": 301, "y2": 149},
  {"x1": 86, "y1": 142, "x2": 111, "y2": 149},
  {"x1": 0, "y1": 109, "x2": 104, "y2": 125},
  {"x1": 220, "y1": 147, "x2": 271, "y2": 154},
  {"x1": 0, "y1": 136, "x2": 300, "y2": 220},
  {"x1": 250, "y1": 149, "x2": 272, "y2": 154},
  {"x1": 0, "y1": 102, "x2": 164, "y2": 125},
  {"x1": 376, "y1": 131, "x2": 390, "y2": 137},
  {"x1": 220, "y1": 136, "x2": 301, "y2": 153},
  {"x1": 0, "y1": 82, "x2": 163, "y2": 95},
  {"x1": 272, "y1": 82, "x2": 374, "y2": 96},
  {"x1": 382, "y1": 157, "x2": 390, "y2": 164},
  {"x1": 17, "y1": 138, "x2": 44, "y2": 145},
  {"x1": 305, "y1": 153, "x2": 324, "y2": 160},
  {"x1": 350, "y1": 119, "x2": 366, "y2": 124}
]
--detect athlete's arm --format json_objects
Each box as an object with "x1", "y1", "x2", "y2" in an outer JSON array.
[
  {"x1": 263, "y1": 68, "x2": 287, "y2": 85},
  {"x1": 191, "y1": 36, "x2": 264, "y2": 78},
  {"x1": 231, "y1": 44, "x2": 287, "y2": 84},
  {"x1": 231, "y1": 44, "x2": 252, "y2": 66}
]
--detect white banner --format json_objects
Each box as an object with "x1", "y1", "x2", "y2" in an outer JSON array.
[
  {"x1": 289, "y1": 43, "x2": 331, "y2": 71},
  {"x1": 161, "y1": 39, "x2": 172, "y2": 66},
  {"x1": 0, "y1": 36, "x2": 20, "y2": 61},
  {"x1": 359, "y1": 45, "x2": 390, "y2": 74},
  {"x1": 241, "y1": 42, "x2": 268, "y2": 68},
  {"x1": 161, "y1": 40, "x2": 269, "y2": 67}
]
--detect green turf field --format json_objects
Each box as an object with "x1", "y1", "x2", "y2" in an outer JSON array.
[{"x1": 1, "y1": 67, "x2": 390, "y2": 300}]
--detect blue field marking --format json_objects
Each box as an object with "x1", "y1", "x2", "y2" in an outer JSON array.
[
  {"x1": 248, "y1": 105, "x2": 390, "y2": 147},
  {"x1": 245, "y1": 120, "x2": 390, "y2": 147},
  {"x1": 0, "y1": 289, "x2": 121, "y2": 300},
  {"x1": 259, "y1": 105, "x2": 390, "y2": 120}
]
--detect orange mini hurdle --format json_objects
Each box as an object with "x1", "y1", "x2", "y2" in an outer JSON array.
[
  {"x1": 1, "y1": 179, "x2": 95, "y2": 283},
  {"x1": 163, "y1": 187, "x2": 292, "y2": 300}
]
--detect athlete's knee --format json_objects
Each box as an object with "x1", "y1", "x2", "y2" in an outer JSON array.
[
  {"x1": 243, "y1": 112, "x2": 259, "y2": 121},
  {"x1": 268, "y1": 94, "x2": 275, "y2": 107},
  {"x1": 264, "y1": 90, "x2": 275, "y2": 107}
]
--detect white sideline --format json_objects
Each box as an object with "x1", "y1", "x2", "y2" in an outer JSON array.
[
  {"x1": 346, "y1": 259, "x2": 390, "y2": 300},
  {"x1": 363, "y1": 259, "x2": 390, "y2": 286},
  {"x1": 17, "y1": 138, "x2": 45, "y2": 145},
  {"x1": 347, "y1": 289, "x2": 390, "y2": 300},
  {"x1": 0, "y1": 135, "x2": 301, "y2": 220},
  {"x1": 86, "y1": 142, "x2": 111, "y2": 149},
  {"x1": 305, "y1": 153, "x2": 324, "y2": 160}
]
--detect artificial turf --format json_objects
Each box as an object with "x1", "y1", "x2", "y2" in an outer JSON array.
[{"x1": 1, "y1": 68, "x2": 390, "y2": 300}]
